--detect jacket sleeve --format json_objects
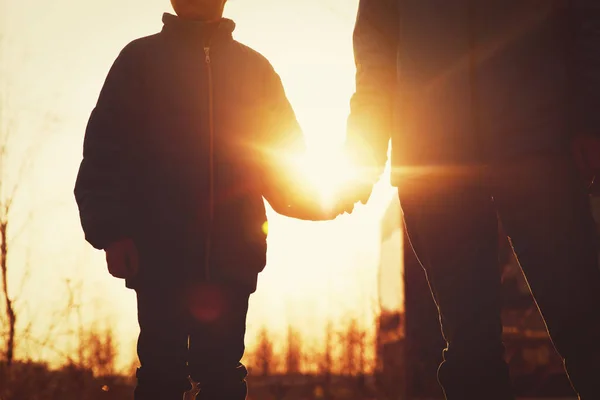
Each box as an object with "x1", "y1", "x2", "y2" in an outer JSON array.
[
  {"x1": 74, "y1": 44, "x2": 137, "y2": 250},
  {"x1": 346, "y1": 0, "x2": 399, "y2": 178},
  {"x1": 570, "y1": 0, "x2": 600, "y2": 137},
  {"x1": 258, "y1": 65, "x2": 327, "y2": 220}
]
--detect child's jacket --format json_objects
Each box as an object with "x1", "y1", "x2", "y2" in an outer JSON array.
[{"x1": 75, "y1": 13, "x2": 313, "y2": 291}]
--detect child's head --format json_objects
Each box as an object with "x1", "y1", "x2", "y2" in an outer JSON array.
[{"x1": 170, "y1": 0, "x2": 227, "y2": 21}]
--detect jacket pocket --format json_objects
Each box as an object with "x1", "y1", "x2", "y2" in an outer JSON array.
[{"x1": 212, "y1": 194, "x2": 268, "y2": 275}]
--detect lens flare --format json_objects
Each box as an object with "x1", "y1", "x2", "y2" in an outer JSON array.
[
  {"x1": 290, "y1": 149, "x2": 360, "y2": 209},
  {"x1": 187, "y1": 282, "x2": 227, "y2": 323}
]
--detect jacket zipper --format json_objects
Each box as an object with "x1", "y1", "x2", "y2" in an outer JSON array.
[{"x1": 204, "y1": 45, "x2": 215, "y2": 282}]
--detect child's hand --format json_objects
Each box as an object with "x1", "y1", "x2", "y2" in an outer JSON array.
[{"x1": 105, "y1": 238, "x2": 139, "y2": 280}]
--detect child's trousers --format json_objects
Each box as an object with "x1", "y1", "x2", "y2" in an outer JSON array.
[{"x1": 133, "y1": 281, "x2": 250, "y2": 400}]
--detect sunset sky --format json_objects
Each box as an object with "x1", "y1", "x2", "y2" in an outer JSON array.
[{"x1": 1, "y1": 0, "x2": 400, "y2": 368}]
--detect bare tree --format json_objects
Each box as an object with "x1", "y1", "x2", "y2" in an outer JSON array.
[
  {"x1": 319, "y1": 321, "x2": 334, "y2": 376},
  {"x1": 0, "y1": 27, "x2": 57, "y2": 369},
  {"x1": 340, "y1": 318, "x2": 368, "y2": 377},
  {"x1": 0, "y1": 219, "x2": 15, "y2": 366},
  {"x1": 83, "y1": 325, "x2": 118, "y2": 378},
  {"x1": 318, "y1": 320, "x2": 336, "y2": 400},
  {"x1": 253, "y1": 326, "x2": 275, "y2": 377},
  {"x1": 0, "y1": 31, "x2": 21, "y2": 368},
  {"x1": 284, "y1": 325, "x2": 302, "y2": 375}
]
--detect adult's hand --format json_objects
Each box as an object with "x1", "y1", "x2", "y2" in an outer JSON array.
[
  {"x1": 572, "y1": 134, "x2": 600, "y2": 195},
  {"x1": 105, "y1": 238, "x2": 139, "y2": 280},
  {"x1": 338, "y1": 135, "x2": 385, "y2": 213}
]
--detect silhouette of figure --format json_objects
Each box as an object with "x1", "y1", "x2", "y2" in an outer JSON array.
[
  {"x1": 342, "y1": 1, "x2": 600, "y2": 399},
  {"x1": 74, "y1": 1, "x2": 333, "y2": 399}
]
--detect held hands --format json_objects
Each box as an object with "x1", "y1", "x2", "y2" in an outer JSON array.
[
  {"x1": 296, "y1": 147, "x2": 378, "y2": 219},
  {"x1": 105, "y1": 238, "x2": 139, "y2": 280},
  {"x1": 329, "y1": 144, "x2": 381, "y2": 216},
  {"x1": 293, "y1": 156, "x2": 376, "y2": 220},
  {"x1": 265, "y1": 144, "x2": 381, "y2": 221},
  {"x1": 273, "y1": 170, "x2": 370, "y2": 221},
  {"x1": 331, "y1": 178, "x2": 375, "y2": 216}
]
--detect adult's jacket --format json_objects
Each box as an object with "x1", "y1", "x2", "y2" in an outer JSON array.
[{"x1": 348, "y1": 0, "x2": 600, "y2": 185}]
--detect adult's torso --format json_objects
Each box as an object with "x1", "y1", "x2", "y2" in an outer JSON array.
[{"x1": 392, "y1": 0, "x2": 570, "y2": 171}]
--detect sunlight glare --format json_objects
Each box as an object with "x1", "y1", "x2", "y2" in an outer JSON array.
[{"x1": 290, "y1": 147, "x2": 360, "y2": 210}]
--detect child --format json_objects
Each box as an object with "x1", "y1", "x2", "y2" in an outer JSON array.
[{"x1": 74, "y1": 1, "x2": 333, "y2": 399}]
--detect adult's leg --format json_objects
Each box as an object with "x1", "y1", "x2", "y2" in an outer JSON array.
[
  {"x1": 398, "y1": 171, "x2": 513, "y2": 400},
  {"x1": 187, "y1": 282, "x2": 250, "y2": 400},
  {"x1": 493, "y1": 153, "x2": 600, "y2": 400},
  {"x1": 135, "y1": 283, "x2": 191, "y2": 400}
]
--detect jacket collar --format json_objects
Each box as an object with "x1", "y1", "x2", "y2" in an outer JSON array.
[{"x1": 161, "y1": 13, "x2": 235, "y2": 45}]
